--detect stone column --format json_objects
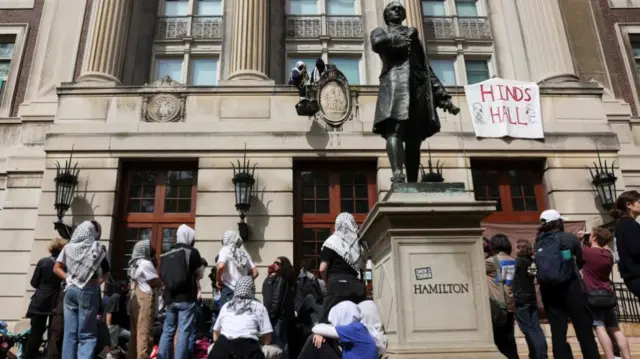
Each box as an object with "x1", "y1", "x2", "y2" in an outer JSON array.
[
  {"x1": 77, "y1": 0, "x2": 132, "y2": 84},
  {"x1": 226, "y1": 0, "x2": 270, "y2": 81},
  {"x1": 487, "y1": 0, "x2": 530, "y2": 81},
  {"x1": 514, "y1": 0, "x2": 578, "y2": 83},
  {"x1": 403, "y1": 0, "x2": 425, "y2": 45}
]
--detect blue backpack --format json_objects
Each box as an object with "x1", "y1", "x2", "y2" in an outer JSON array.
[{"x1": 534, "y1": 233, "x2": 574, "y2": 285}]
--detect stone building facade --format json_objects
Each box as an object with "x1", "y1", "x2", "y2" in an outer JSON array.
[{"x1": 0, "y1": 0, "x2": 636, "y2": 327}]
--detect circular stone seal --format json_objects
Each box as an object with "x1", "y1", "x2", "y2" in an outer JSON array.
[{"x1": 147, "y1": 94, "x2": 181, "y2": 122}]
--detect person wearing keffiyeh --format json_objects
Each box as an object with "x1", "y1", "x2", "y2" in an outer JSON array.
[
  {"x1": 318, "y1": 213, "x2": 367, "y2": 323},
  {"x1": 211, "y1": 276, "x2": 273, "y2": 359},
  {"x1": 213, "y1": 230, "x2": 258, "y2": 326},
  {"x1": 53, "y1": 220, "x2": 111, "y2": 359},
  {"x1": 127, "y1": 239, "x2": 160, "y2": 359}
]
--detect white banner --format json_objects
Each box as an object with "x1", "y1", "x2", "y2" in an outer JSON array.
[{"x1": 464, "y1": 78, "x2": 544, "y2": 139}]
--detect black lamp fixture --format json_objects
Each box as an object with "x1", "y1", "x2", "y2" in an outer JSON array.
[
  {"x1": 53, "y1": 151, "x2": 80, "y2": 239},
  {"x1": 587, "y1": 147, "x2": 618, "y2": 211},
  {"x1": 231, "y1": 146, "x2": 257, "y2": 241},
  {"x1": 420, "y1": 145, "x2": 444, "y2": 183}
]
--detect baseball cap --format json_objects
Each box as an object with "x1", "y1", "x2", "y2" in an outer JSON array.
[{"x1": 539, "y1": 209, "x2": 567, "y2": 223}]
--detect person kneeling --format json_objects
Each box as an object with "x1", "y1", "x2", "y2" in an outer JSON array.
[{"x1": 210, "y1": 276, "x2": 273, "y2": 359}]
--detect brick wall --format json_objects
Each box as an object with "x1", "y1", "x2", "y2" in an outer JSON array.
[{"x1": 591, "y1": 0, "x2": 640, "y2": 115}]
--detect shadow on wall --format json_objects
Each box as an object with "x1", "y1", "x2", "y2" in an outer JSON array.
[
  {"x1": 306, "y1": 119, "x2": 330, "y2": 155},
  {"x1": 244, "y1": 182, "x2": 271, "y2": 264}
]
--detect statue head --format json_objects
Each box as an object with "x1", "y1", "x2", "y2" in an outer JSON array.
[{"x1": 383, "y1": 1, "x2": 406, "y2": 26}]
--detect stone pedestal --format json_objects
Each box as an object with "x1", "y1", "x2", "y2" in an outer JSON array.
[{"x1": 359, "y1": 183, "x2": 500, "y2": 358}]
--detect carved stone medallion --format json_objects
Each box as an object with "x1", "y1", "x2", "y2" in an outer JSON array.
[
  {"x1": 141, "y1": 75, "x2": 186, "y2": 123},
  {"x1": 315, "y1": 67, "x2": 353, "y2": 128},
  {"x1": 147, "y1": 94, "x2": 181, "y2": 122}
]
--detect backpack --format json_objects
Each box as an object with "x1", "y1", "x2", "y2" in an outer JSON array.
[
  {"x1": 489, "y1": 256, "x2": 509, "y2": 327},
  {"x1": 160, "y1": 247, "x2": 192, "y2": 294},
  {"x1": 534, "y1": 232, "x2": 574, "y2": 286}
]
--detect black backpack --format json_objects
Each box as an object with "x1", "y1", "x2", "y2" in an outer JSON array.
[
  {"x1": 534, "y1": 233, "x2": 574, "y2": 285},
  {"x1": 160, "y1": 247, "x2": 192, "y2": 294}
]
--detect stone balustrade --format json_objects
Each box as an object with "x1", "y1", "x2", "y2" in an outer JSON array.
[
  {"x1": 156, "y1": 16, "x2": 224, "y2": 40},
  {"x1": 423, "y1": 16, "x2": 492, "y2": 41},
  {"x1": 286, "y1": 15, "x2": 364, "y2": 39}
]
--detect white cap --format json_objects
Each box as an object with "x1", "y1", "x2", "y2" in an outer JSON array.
[{"x1": 539, "y1": 209, "x2": 567, "y2": 223}]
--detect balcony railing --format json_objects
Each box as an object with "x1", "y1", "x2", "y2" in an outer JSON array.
[
  {"x1": 423, "y1": 16, "x2": 492, "y2": 41},
  {"x1": 156, "y1": 16, "x2": 223, "y2": 40},
  {"x1": 286, "y1": 15, "x2": 363, "y2": 39}
]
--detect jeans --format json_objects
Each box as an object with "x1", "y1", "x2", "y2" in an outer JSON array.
[
  {"x1": 211, "y1": 285, "x2": 234, "y2": 332},
  {"x1": 159, "y1": 301, "x2": 196, "y2": 359},
  {"x1": 540, "y1": 279, "x2": 601, "y2": 359},
  {"x1": 515, "y1": 303, "x2": 548, "y2": 359},
  {"x1": 272, "y1": 318, "x2": 289, "y2": 359},
  {"x1": 62, "y1": 284, "x2": 100, "y2": 359}
]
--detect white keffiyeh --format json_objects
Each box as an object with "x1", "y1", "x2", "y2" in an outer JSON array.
[
  {"x1": 176, "y1": 224, "x2": 195, "y2": 246},
  {"x1": 358, "y1": 300, "x2": 388, "y2": 356},
  {"x1": 222, "y1": 230, "x2": 249, "y2": 267},
  {"x1": 322, "y1": 212, "x2": 363, "y2": 273},
  {"x1": 226, "y1": 276, "x2": 258, "y2": 316},
  {"x1": 64, "y1": 220, "x2": 106, "y2": 289},
  {"x1": 128, "y1": 239, "x2": 152, "y2": 279}
]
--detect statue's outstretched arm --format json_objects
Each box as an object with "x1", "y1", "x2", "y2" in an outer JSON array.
[{"x1": 429, "y1": 65, "x2": 459, "y2": 114}]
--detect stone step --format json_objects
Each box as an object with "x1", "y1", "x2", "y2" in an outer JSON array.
[{"x1": 515, "y1": 322, "x2": 640, "y2": 356}]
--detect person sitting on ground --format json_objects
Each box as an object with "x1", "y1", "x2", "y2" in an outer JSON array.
[
  {"x1": 300, "y1": 301, "x2": 378, "y2": 359},
  {"x1": 210, "y1": 276, "x2": 273, "y2": 359},
  {"x1": 105, "y1": 280, "x2": 131, "y2": 352}
]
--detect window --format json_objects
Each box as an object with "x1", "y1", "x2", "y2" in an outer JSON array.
[
  {"x1": 0, "y1": 26, "x2": 26, "y2": 117},
  {"x1": 196, "y1": 0, "x2": 222, "y2": 15},
  {"x1": 164, "y1": 0, "x2": 189, "y2": 16},
  {"x1": 190, "y1": 58, "x2": 219, "y2": 85},
  {"x1": 471, "y1": 160, "x2": 546, "y2": 222},
  {"x1": 155, "y1": 0, "x2": 223, "y2": 83},
  {"x1": 155, "y1": 58, "x2": 183, "y2": 82},
  {"x1": 327, "y1": 0, "x2": 356, "y2": 15},
  {"x1": 465, "y1": 60, "x2": 489, "y2": 84},
  {"x1": 631, "y1": 36, "x2": 640, "y2": 81},
  {"x1": 290, "y1": 0, "x2": 319, "y2": 14},
  {"x1": 422, "y1": 0, "x2": 446, "y2": 16},
  {"x1": 115, "y1": 163, "x2": 198, "y2": 278},
  {"x1": 430, "y1": 59, "x2": 456, "y2": 85},
  {"x1": 455, "y1": 0, "x2": 478, "y2": 16},
  {"x1": 0, "y1": 36, "x2": 14, "y2": 103},
  {"x1": 294, "y1": 162, "x2": 377, "y2": 272},
  {"x1": 329, "y1": 58, "x2": 361, "y2": 85}
]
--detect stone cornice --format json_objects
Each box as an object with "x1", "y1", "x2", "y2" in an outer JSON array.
[{"x1": 57, "y1": 83, "x2": 605, "y2": 97}]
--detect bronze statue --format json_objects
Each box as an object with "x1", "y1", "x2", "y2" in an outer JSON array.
[{"x1": 371, "y1": 1, "x2": 459, "y2": 184}]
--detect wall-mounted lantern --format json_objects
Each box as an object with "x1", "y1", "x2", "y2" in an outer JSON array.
[
  {"x1": 587, "y1": 148, "x2": 618, "y2": 211},
  {"x1": 231, "y1": 148, "x2": 257, "y2": 241},
  {"x1": 53, "y1": 152, "x2": 80, "y2": 239},
  {"x1": 420, "y1": 146, "x2": 444, "y2": 183}
]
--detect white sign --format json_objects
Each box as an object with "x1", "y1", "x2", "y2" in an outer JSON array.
[{"x1": 464, "y1": 78, "x2": 544, "y2": 139}]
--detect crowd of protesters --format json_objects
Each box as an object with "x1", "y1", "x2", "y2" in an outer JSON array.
[{"x1": 24, "y1": 213, "x2": 386, "y2": 359}]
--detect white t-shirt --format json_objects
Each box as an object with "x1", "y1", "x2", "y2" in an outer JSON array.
[
  {"x1": 217, "y1": 247, "x2": 255, "y2": 290},
  {"x1": 213, "y1": 301, "x2": 273, "y2": 341},
  {"x1": 132, "y1": 259, "x2": 158, "y2": 294}
]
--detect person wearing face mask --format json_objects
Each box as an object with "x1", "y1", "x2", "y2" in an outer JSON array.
[
  {"x1": 612, "y1": 190, "x2": 640, "y2": 299},
  {"x1": 310, "y1": 58, "x2": 326, "y2": 85},
  {"x1": 159, "y1": 224, "x2": 202, "y2": 359}
]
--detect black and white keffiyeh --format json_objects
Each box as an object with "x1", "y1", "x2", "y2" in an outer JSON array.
[
  {"x1": 222, "y1": 230, "x2": 249, "y2": 267},
  {"x1": 64, "y1": 220, "x2": 106, "y2": 289},
  {"x1": 128, "y1": 239, "x2": 151, "y2": 279},
  {"x1": 322, "y1": 212, "x2": 363, "y2": 273},
  {"x1": 227, "y1": 276, "x2": 257, "y2": 316}
]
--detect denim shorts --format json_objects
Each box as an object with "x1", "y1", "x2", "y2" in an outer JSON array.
[{"x1": 592, "y1": 307, "x2": 619, "y2": 328}]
